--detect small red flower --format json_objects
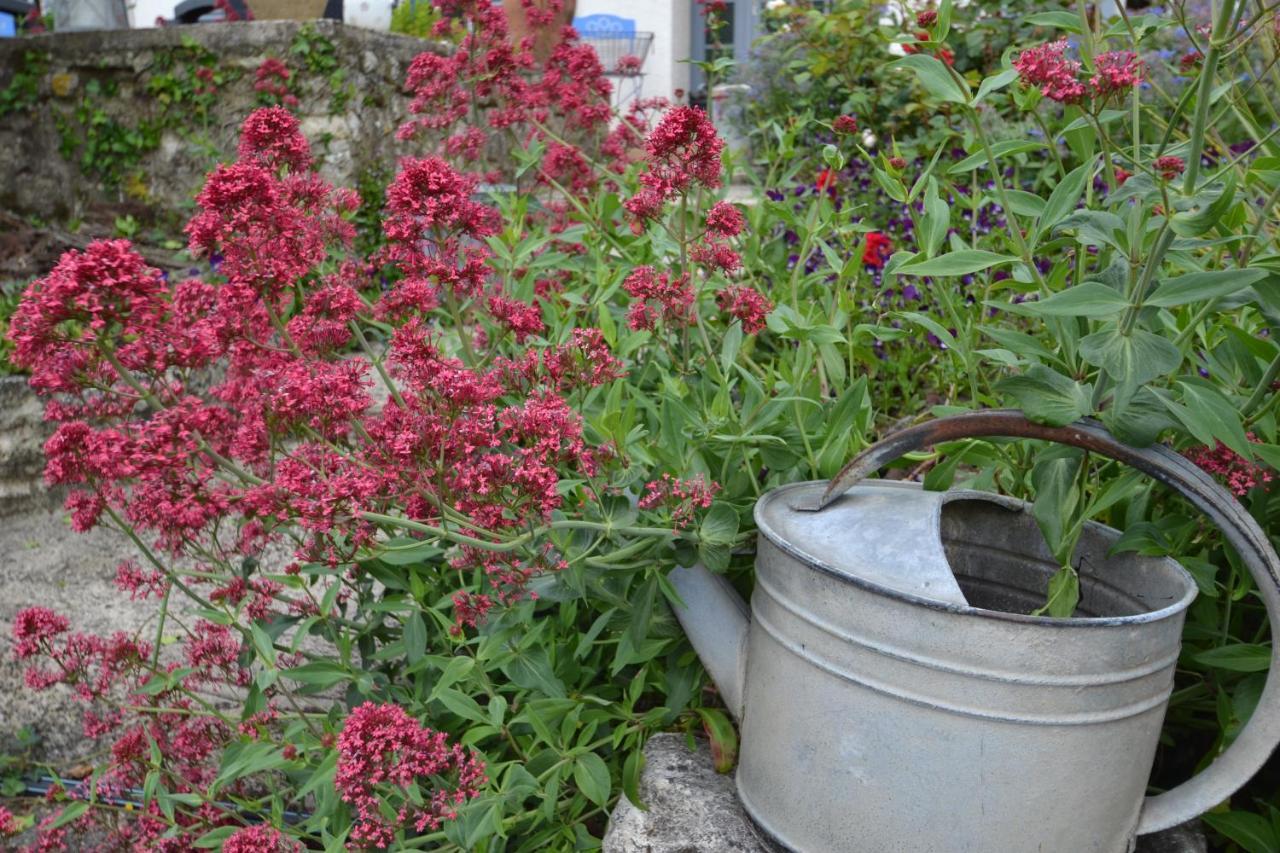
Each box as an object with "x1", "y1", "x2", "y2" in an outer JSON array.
[
  {"x1": 1113, "y1": 167, "x2": 1132, "y2": 186},
  {"x1": 833, "y1": 114, "x2": 859, "y2": 136},
  {"x1": 888, "y1": 156, "x2": 907, "y2": 171},
  {"x1": 816, "y1": 168, "x2": 837, "y2": 190},
  {"x1": 916, "y1": 10, "x2": 937, "y2": 27},
  {"x1": 862, "y1": 232, "x2": 893, "y2": 269},
  {"x1": 1154, "y1": 155, "x2": 1185, "y2": 180}
]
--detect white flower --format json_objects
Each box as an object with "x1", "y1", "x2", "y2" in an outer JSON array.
[
  {"x1": 862, "y1": 129, "x2": 877, "y2": 148},
  {"x1": 765, "y1": 0, "x2": 787, "y2": 10}
]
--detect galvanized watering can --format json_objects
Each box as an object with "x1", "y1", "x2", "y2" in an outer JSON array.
[{"x1": 671, "y1": 410, "x2": 1280, "y2": 853}]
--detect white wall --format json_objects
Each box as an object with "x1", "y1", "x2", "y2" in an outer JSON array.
[{"x1": 575, "y1": 0, "x2": 692, "y2": 105}]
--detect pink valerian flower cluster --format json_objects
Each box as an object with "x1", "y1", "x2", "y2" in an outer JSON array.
[
  {"x1": 615, "y1": 53, "x2": 643, "y2": 75},
  {"x1": 1014, "y1": 41, "x2": 1145, "y2": 103},
  {"x1": 716, "y1": 285, "x2": 773, "y2": 334},
  {"x1": 0, "y1": 806, "x2": 17, "y2": 835},
  {"x1": 639, "y1": 474, "x2": 720, "y2": 529},
  {"x1": 237, "y1": 105, "x2": 312, "y2": 172},
  {"x1": 396, "y1": 0, "x2": 612, "y2": 202},
  {"x1": 1184, "y1": 435, "x2": 1276, "y2": 496},
  {"x1": 1013, "y1": 40, "x2": 1086, "y2": 103},
  {"x1": 223, "y1": 825, "x2": 302, "y2": 853},
  {"x1": 623, "y1": 266, "x2": 695, "y2": 331},
  {"x1": 623, "y1": 106, "x2": 725, "y2": 230},
  {"x1": 336, "y1": 702, "x2": 486, "y2": 849},
  {"x1": 253, "y1": 56, "x2": 296, "y2": 107},
  {"x1": 832, "y1": 114, "x2": 859, "y2": 136},
  {"x1": 1155, "y1": 155, "x2": 1186, "y2": 181},
  {"x1": 1090, "y1": 51, "x2": 1144, "y2": 97}
]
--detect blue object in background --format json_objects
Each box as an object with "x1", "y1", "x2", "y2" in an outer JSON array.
[
  {"x1": 573, "y1": 13, "x2": 635, "y2": 37},
  {"x1": 0, "y1": 13, "x2": 16, "y2": 36}
]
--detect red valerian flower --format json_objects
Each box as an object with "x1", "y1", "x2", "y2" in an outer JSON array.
[
  {"x1": 1090, "y1": 50, "x2": 1143, "y2": 97},
  {"x1": 1013, "y1": 40, "x2": 1086, "y2": 103},
  {"x1": 816, "y1": 168, "x2": 837, "y2": 191},
  {"x1": 716, "y1": 285, "x2": 773, "y2": 334},
  {"x1": 832, "y1": 114, "x2": 859, "y2": 135},
  {"x1": 1184, "y1": 434, "x2": 1275, "y2": 496},
  {"x1": 639, "y1": 474, "x2": 719, "y2": 529},
  {"x1": 916, "y1": 9, "x2": 937, "y2": 27},
  {"x1": 1113, "y1": 167, "x2": 1132, "y2": 186},
  {"x1": 1154, "y1": 155, "x2": 1185, "y2": 180},
  {"x1": 336, "y1": 702, "x2": 485, "y2": 848},
  {"x1": 223, "y1": 824, "x2": 302, "y2": 853},
  {"x1": 624, "y1": 106, "x2": 725, "y2": 228},
  {"x1": 237, "y1": 106, "x2": 312, "y2": 172},
  {"x1": 623, "y1": 266, "x2": 696, "y2": 331},
  {"x1": 862, "y1": 232, "x2": 893, "y2": 269},
  {"x1": 0, "y1": 806, "x2": 16, "y2": 835},
  {"x1": 705, "y1": 201, "x2": 745, "y2": 237},
  {"x1": 253, "y1": 56, "x2": 295, "y2": 106}
]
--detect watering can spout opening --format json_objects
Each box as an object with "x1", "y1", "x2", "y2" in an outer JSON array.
[{"x1": 669, "y1": 564, "x2": 749, "y2": 721}]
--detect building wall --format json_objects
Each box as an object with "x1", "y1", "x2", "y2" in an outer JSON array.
[{"x1": 125, "y1": 0, "x2": 695, "y2": 107}]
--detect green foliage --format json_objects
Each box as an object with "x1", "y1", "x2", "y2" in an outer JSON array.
[
  {"x1": 0, "y1": 50, "x2": 48, "y2": 117},
  {"x1": 390, "y1": 0, "x2": 444, "y2": 39},
  {"x1": 291, "y1": 23, "x2": 354, "y2": 112}
]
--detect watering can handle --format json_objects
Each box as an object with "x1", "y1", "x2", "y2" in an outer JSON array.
[{"x1": 813, "y1": 409, "x2": 1280, "y2": 835}]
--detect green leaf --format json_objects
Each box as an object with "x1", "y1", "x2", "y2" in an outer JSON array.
[
  {"x1": 281, "y1": 661, "x2": 350, "y2": 689},
  {"x1": 920, "y1": 179, "x2": 949, "y2": 258},
  {"x1": 1024, "y1": 10, "x2": 1083, "y2": 32},
  {"x1": 194, "y1": 827, "x2": 240, "y2": 848},
  {"x1": 1030, "y1": 447, "x2": 1084, "y2": 565},
  {"x1": 1145, "y1": 268, "x2": 1268, "y2": 308},
  {"x1": 948, "y1": 140, "x2": 1046, "y2": 174},
  {"x1": 891, "y1": 54, "x2": 970, "y2": 104},
  {"x1": 897, "y1": 250, "x2": 1015, "y2": 277},
  {"x1": 697, "y1": 708, "x2": 739, "y2": 773},
  {"x1": 1202, "y1": 811, "x2": 1280, "y2": 853},
  {"x1": 1176, "y1": 381, "x2": 1253, "y2": 459},
  {"x1": 573, "y1": 752, "x2": 612, "y2": 808},
  {"x1": 1021, "y1": 282, "x2": 1129, "y2": 317},
  {"x1": 1038, "y1": 564, "x2": 1080, "y2": 618},
  {"x1": 1170, "y1": 171, "x2": 1237, "y2": 237},
  {"x1": 46, "y1": 801, "x2": 89, "y2": 830},
  {"x1": 434, "y1": 687, "x2": 488, "y2": 723},
  {"x1": 622, "y1": 748, "x2": 647, "y2": 810},
  {"x1": 1193, "y1": 644, "x2": 1272, "y2": 673},
  {"x1": 1036, "y1": 161, "x2": 1092, "y2": 241},
  {"x1": 1054, "y1": 210, "x2": 1127, "y2": 251},
  {"x1": 997, "y1": 365, "x2": 1091, "y2": 427},
  {"x1": 973, "y1": 67, "x2": 1019, "y2": 105},
  {"x1": 1101, "y1": 387, "x2": 1174, "y2": 446},
  {"x1": 1079, "y1": 328, "x2": 1181, "y2": 396},
  {"x1": 699, "y1": 502, "x2": 738, "y2": 545},
  {"x1": 403, "y1": 612, "x2": 427, "y2": 665}
]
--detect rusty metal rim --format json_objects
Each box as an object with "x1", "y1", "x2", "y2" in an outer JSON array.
[{"x1": 757, "y1": 481, "x2": 1197, "y2": 629}]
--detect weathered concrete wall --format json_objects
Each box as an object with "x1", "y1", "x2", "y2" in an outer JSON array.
[{"x1": 0, "y1": 21, "x2": 442, "y2": 222}]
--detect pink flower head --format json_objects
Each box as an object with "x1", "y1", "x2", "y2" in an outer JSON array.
[
  {"x1": 615, "y1": 54, "x2": 643, "y2": 75},
  {"x1": 384, "y1": 156, "x2": 496, "y2": 244},
  {"x1": 624, "y1": 107, "x2": 725, "y2": 229},
  {"x1": 916, "y1": 9, "x2": 937, "y2": 27},
  {"x1": 705, "y1": 201, "x2": 745, "y2": 238},
  {"x1": 716, "y1": 285, "x2": 772, "y2": 334},
  {"x1": 336, "y1": 702, "x2": 485, "y2": 848},
  {"x1": 638, "y1": 474, "x2": 719, "y2": 529},
  {"x1": 623, "y1": 266, "x2": 695, "y2": 331},
  {"x1": 1013, "y1": 40, "x2": 1087, "y2": 103},
  {"x1": 832, "y1": 114, "x2": 859, "y2": 136},
  {"x1": 0, "y1": 806, "x2": 16, "y2": 835},
  {"x1": 1090, "y1": 51, "x2": 1143, "y2": 97},
  {"x1": 1155, "y1": 155, "x2": 1185, "y2": 180},
  {"x1": 237, "y1": 106, "x2": 312, "y2": 172},
  {"x1": 223, "y1": 825, "x2": 302, "y2": 853},
  {"x1": 1184, "y1": 434, "x2": 1275, "y2": 497},
  {"x1": 12, "y1": 607, "x2": 70, "y2": 658}
]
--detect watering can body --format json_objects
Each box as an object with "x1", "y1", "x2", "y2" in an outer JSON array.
[{"x1": 671, "y1": 413, "x2": 1280, "y2": 853}]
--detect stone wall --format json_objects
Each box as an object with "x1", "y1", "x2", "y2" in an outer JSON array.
[
  {"x1": 0, "y1": 376, "x2": 55, "y2": 518},
  {"x1": 0, "y1": 20, "x2": 442, "y2": 222}
]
